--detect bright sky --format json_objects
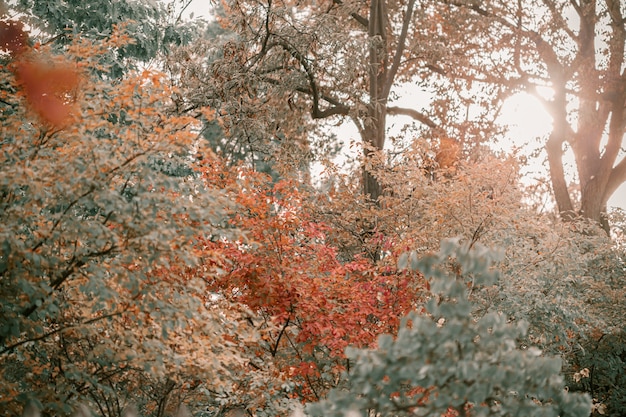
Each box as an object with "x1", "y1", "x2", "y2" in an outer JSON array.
[{"x1": 498, "y1": 93, "x2": 626, "y2": 212}]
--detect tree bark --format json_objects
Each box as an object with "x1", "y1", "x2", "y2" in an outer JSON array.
[{"x1": 361, "y1": 0, "x2": 388, "y2": 203}]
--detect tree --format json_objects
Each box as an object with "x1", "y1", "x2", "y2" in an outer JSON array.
[
  {"x1": 11, "y1": 0, "x2": 204, "y2": 76},
  {"x1": 425, "y1": 0, "x2": 626, "y2": 232},
  {"x1": 0, "y1": 26, "x2": 258, "y2": 416},
  {"x1": 185, "y1": 0, "x2": 626, "y2": 233},
  {"x1": 310, "y1": 141, "x2": 626, "y2": 413},
  {"x1": 194, "y1": 159, "x2": 428, "y2": 411},
  {"x1": 163, "y1": 7, "x2": 317, "y2": 182},
  {"x1": 177, "y1": 0, "x2": 504, "y2": 203}
]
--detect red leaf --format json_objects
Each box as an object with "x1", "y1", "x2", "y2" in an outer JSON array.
[{"x1": 0, "y1": 20, "x2": 28, "y2": 56}]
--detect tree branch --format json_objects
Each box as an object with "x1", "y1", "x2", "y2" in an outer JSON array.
[
  {"x1": 260, "y1": 75, "x2": 352, "y2": 118},
  {"x1": 387, "y1": 106, "x2": 438, "y2": 129},
  {"x1": 270, "y1": 317, "x2": 290, "y2": 357},
  {"x1": 382, "y1": 0, "x2": 415, "y2": 100},
  {"x1": 332, "y1": 0, "x2": 369, "y2": 27},
  {"x1": 269, "y1": 39, "x2": 351, "y2": 119},
  {"x1": 540, "y1": 0, "x2": 577, "y2": 41},
  {"x1": 32, "y1": 185, "x2": 96, "y2": 252},
  {"x1": 22, "y1": 243, "x2": 117, "y2": 318},
  {"x1": 1, "y1": 310, "x2": 125, "y2": 355},
  {"x1": 605, "y1": 156, "x2": 626, "y2": 201}
]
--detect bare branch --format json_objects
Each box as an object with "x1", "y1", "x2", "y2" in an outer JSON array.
[{"x1": 383, "y1": 0, "x2": 416, "y2": 99}]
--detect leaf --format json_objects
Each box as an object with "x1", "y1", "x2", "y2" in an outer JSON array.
[{"x1": 0, "y1": 20, "x2": 28, "y2": 55}]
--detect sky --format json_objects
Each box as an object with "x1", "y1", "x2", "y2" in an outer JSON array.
[{"x1": 181, "y1": 0, "x2": 626, "y2": 213}]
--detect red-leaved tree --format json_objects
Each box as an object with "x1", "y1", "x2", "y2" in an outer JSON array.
[{"x1": 196, "y1": 159, "x2": 428, "y2": 406}]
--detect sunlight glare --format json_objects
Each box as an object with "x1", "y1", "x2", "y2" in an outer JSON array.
[{"x1": 498, "y1": 92, "x2": 553, "y2": 150}]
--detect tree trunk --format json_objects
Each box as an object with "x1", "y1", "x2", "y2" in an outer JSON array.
[
  {"x1": 362, "y1": 124, "x2": 385, "y2": 202},
  {"x1": 546, "y1": 133, "x2": 576, "y2": 221},
  {"x1": 362, "y1": 0, "x2": 388, "y2": 203},
  {"x1": 580, "y1": 175, "x2": 611, "y2": 234}
]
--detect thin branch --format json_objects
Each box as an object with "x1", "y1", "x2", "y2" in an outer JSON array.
[
  {"x1": 540, "y1": 0, "x2": 577, "y2": 41},
  {"x1": 32, "y1": 184, "x2": 97, "y2": 252},
  {"x1": 22, "y1": 243, "x2": 117, "y2": 318},
  {"x1": 569, "y1": 0, "x2": 582, "y2": 16},
  {"x1": 247, "y1": 0, "x2": 274, "y2": 68},
  {"x1": 1, "y1": 310, "x2": 124, "y2": 355},
  {"x1": 382, "y1": 0, "x2": 416, "y2": 99},
  {"x1": 260, "y1": 73, "x2": 352, "y2": 118},
  {"x1": 174, "y1": 0, "x2": 194, "y2": 24},
  {"x1": 332, "y1": 0, "x2": 369, "y2": 27},
  {"x1": 270, "y1": 317, "x2": 290, "y2": 357}
]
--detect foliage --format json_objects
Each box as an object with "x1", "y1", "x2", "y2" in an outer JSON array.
[
  {"x1": 307, "y1": 239, "x2": 592, "y2": 417},
  {"x1": 194, "y1": 160, "x2": 429, "y2": 412},
  {"x1": 11, "y1": 0, "x2": 204, "y2": 75},
  {"x1": 164, "y1": 24, "x2": 318, "y2": 182},
  {"x1": 0, "y1": 29, "x2": 261, "y2": 417},
  {"x1": 2, "y1": 2, "x2": 625, "y2": 416},
  {"x1": 567, "y1": 329, "x2": 626, "y2": 416},
  {"x1": 168, "y1": 0, "x2": 510, "y2": 202},
  {"x1": 176, "y1": 0, "x2": 626, "y2": 232},
  {"x1": 313, "y1": 143, "x2": 626, "y2": 414},
  {"x1": 427, "y1": 0, "x2": 626, "y2": 230}
]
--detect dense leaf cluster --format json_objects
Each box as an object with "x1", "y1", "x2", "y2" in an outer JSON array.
[{"x1": 309, "y1": 240, "x2": 592, "y2": 417}]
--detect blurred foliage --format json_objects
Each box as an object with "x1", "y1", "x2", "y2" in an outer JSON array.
[{"x1": 2, "y1": 1, "x2": 626, "y2": 416}]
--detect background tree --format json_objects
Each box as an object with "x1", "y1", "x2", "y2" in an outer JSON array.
[
  {"x1": 10, "y1": 0, "x2": 203, "y2": 76},
  {"x1": 174, "y1": 0, "x2": 506, "y2": 203},
  {"x1": 186, "y1": 0, "x2": 626, "y2": 232},
  {"x1": 427, "y1": 0, "x2": 626, "y2": 232}
]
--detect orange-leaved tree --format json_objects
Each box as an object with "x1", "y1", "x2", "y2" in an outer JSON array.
[{"x1": 0, "y1": 25, "x2": 257, "y2": 417}]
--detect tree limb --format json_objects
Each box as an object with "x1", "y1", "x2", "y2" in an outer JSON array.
[
  {"x1": 605, "y1": 156, "x2": 626, "y2": 201},
  {"x1": 1, "y1": 310, "x2": 125, "y2": 355},
  {"x1": 387, "y1": 106, "x2": 438, "y2": 129},
  {"x1": 332, "y1": 0, "x2": 369, "y2": 27},
  {"x1": 22, "y1": 243, "x2": 117, "y2": 318},
  {"x1": 382, "y1": 0, "x2": 416, "y2": 100},
  {"x1": 268, "y1": 39, "x2": 351, "y2": 119}
]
